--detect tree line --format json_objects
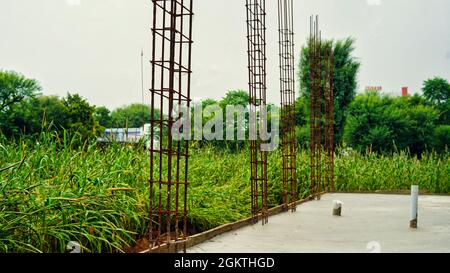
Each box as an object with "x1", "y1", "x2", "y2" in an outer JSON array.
[
  {"x1": 0, "y1": 70, "x2": 155, "y2": 141},
  {"x1": 1, "y1": 37, "x2": 449, "y2": 154},
  {"x1": 295, "y1": 37, "x2": 449, "y2": 155}
]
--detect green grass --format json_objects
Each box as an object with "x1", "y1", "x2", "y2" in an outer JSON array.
[
  {"x1": 0, "y1": 133, "x2": 448, "y2": 252},
  {"x1": 335, "y1": 149, "x2": 450, "y2": 193}
]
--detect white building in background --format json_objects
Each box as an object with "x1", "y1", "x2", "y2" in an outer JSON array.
[
  {"x1": 103, "y1": 128, "x2": 142, "y2": 143},
  {"x1": 98, "y1": 124, "x2": 159, "y2": 151}
]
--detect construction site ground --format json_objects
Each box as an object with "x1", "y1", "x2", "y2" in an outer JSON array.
[{"x1": 188, "y1": 193, "x2": 450, "y2": 253}]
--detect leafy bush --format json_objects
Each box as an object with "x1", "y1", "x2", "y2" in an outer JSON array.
[
  {"x1": 433, "y1": 125, "x2": 450, "y2": 151},
  {"x1": 344, "y1": 91, "x2": 440, "y2": 154}
]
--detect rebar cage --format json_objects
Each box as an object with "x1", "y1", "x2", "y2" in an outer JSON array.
[
  {"x1": 278, "y1": 0, "x2": 298, "y2": 211},
  {"x1": 149, "y1": 0, "x2": 194, "y2": 252},
  {"x1": 309, "y1": 16, "x2": 335, "y2": 197},
  {"x1": 324, "y1": 46, "x2": 335, "y2": 192},
  {"x1": 246, "y1": 0, "x2": 269, "y2": 224},
  {"x1": 309, "y1": 15, "x2": 322, "y2": 198}
]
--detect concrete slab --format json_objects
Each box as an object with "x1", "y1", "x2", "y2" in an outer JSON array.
[{"x1": 188, "y1": 193, "x2": 450, "y2": 253}]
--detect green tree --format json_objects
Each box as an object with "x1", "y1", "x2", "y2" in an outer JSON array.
[
  {"x1": 1, "y1": 92, "x2": 100, "y2": 141},
  {"x1": 220, "y1": 90, "x2": 250, "y2": 150},
  {"x1": 344, "y1": 91, "x2": 439, "y2": 154},
  {"x1": 110, "y1": 103, "x2": 150, "y2": 128},
  {"x1": 294, "y1": 96, "x2": 308, "y2": 127},
  {"x1": 1, "y1": 95, "x2": 72, "y2": 138},
  {"x1": 38, "y1": 96, "x2": 70, "y2": 130},
  {"x1": 294, "y1": 96, "x2": 309, "y2": 147},
  {"x1": 422, "y1": 77, "x2": 450, "y2": 124},
  {"x1": 63, "y1": 93, "x2": 99, "y2": 140},
  {"x1": 295, "y1": 125, "x2": 309, "y2": 148},
  {"x1": 0, "y1": 97, "x2": 39, "y2": 137},
  {"x1": 95, "y1": 106, "x2": 112, "y2": 128},
  {"x1": 0, "y1": 71, "x2": 41, "y2": 113},
  {"x1": 201, "y1": 98, "x2": 219, "y2": 110},
  {"x1": 423, "y1": 77, "x2": 450, "y2": 105},
  {"x1": 299, "y1": 37, "x2": 360, "y2": 144},
  {"x1": 193, "y1": 91, "x2": 251, "y2": 150},
  {"x1": 433, "y1": 125, "x2": 450, "y2": 151},
  {"x1": 0, "y1": 71, "x2": 41, "y2": 137},
  {"x1": 219, "y1": 90, "x2": 249, "y2": 108}
]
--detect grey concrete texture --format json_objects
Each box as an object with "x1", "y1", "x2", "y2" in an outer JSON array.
[{"x1": 188, "y1": 193, "x2": 450, "y2": 253}]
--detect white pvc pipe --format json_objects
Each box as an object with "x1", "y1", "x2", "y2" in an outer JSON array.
[
  {"x1": 332, "y1": 200, "x2": 343, "y2": 216},
  {"x1": 410, "y1": 185, "x2": 419, "y2": 228}
]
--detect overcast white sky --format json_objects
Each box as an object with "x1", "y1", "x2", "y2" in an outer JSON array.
[{"x1": 1, "y1": 0, "x2": 449, "y2": 110}]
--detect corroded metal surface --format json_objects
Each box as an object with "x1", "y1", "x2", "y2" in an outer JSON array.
[
  {"x1": 309, "y1": 15, "x2": 322, "y2": 198},
  {"x1": 324, "y1": 45, "x2": 335, "y2": 192},
  {"x1": 246, "y1": 0, "x2": 269, "y2": 224},
  {"x1": 278, "y1": 0, "x2": 298, "y2": 211},
  {"x1": 149, "y1": 0, "x2": 194, "y2": 252}
]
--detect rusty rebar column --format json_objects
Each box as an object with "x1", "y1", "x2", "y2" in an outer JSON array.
[
  {"x1": 149, "y1": 0, "x2": 194, "y2": 252},
  {"x1": 309, "y1": 15, "x2": 322, "y2": 198},
  {"x1": 324, "y1": 45, "x2": 335, "y2": 192},
  {"x1": 246, "y1": 0, "x2": 269, "y2": 225},
  {"x1": 278, "y1": 0, "x2": 298, "y2": 211}
]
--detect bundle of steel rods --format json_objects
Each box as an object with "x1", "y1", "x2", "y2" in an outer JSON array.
[
  {"x1": 278, "y1": 0, "x2": 298, "y2": 211},
  {"x1": 149, "y1": 0, "x2": 194, "y2": 252},
  {"x1": 246, "y1": 0, "x2": 269, "y2": 225}
]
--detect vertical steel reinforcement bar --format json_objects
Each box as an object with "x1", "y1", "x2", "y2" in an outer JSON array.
[
  {"x1": 149, "y1": 0, "x2": 194, "y2": 252},
  {"x1": 278, "y1": 0, "x2": 298, "y2": 211},
  {"x1": 309, "y1": 15, "x2": 322, "y2": 198},
  {"x1": 246, "y1": 0, "x2": 269, "y2": 224},
  {"x1": 324, "y1": 46, "x2": 335, "y2": 192}
]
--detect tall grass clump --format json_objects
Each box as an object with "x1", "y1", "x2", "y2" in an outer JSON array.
[
  {"x1": 1, "y1": 133, "x2": 448, "y2": 253},
  {"x1": 0, "y1": 132, "x2": 150, "y2": 253},
  {"x1": 335, "y1": 149, "x2": 449, "y2": 193}
]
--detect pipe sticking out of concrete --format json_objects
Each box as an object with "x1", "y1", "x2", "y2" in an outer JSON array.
[
  {"x1": 410, "y1": 185, "x2": 419, "y2": 228},
  {"x1": 333, "y1": 200, "x2": 343, "y2": 216}
]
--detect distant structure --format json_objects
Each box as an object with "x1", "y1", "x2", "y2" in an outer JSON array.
[
  {"x1": 365, "y1": 86, "x2": 383, "y2": 91},
  {"x1": 98, "y1": 124, "x2": 155, "y2": 149},
  {"x1": 402, "y1": 87, "x2": 408, "y2": 97},
  {"x1": 102, "y1": 128, "x2": 142, "y2": 143}
]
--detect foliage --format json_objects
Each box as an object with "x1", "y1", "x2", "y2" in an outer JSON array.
[
  {"x1": 1, "y1": 92, "x2": 99, "y2": 143},
  {"x1": 0, "y1": 71, "x2": 41, "y2": 113},
  {"x1": 0, "y1": 71, "x2": 41, "y2": 137},
  {"x1": 110, "y1": 103, "x2": 151, "y2": 129},
  {"x1": 299, "y1": 37, "x2": 360, "y2": 144},
  {"x1": 294, "y1": 96, "x2": 308, "y2": 127},
  {"x1": 37, "y1": 96, "x2": 70, "y2": 131},
  {"x1": 343, "y1": 91, "x2": 439, "y2": 154},
  {"x1": 220, "y1": 90, "x2": 250, "y2": 151},
  {"x1": 422, "y1": 77, "x2": 450, "y2": 105},
  {"x1": 0, "y1": 134, "x2": 448, "y2": 253},
  {"x1": 191, "y1": 91, "x2": 251, "y2": 151},
  {"x1": 295, "y1": 125, "x2": 309, "y2": 148},
  {"x1": 422, "y1": 77, "x2": 450, "y2": 124},
  {"x1": 0, "y1": 97, "x2": 39, "y2": 137},
  {"x1": 433, "y1": 125, "x2": 450, "y2": 151},
  {"x1": 95, "y1": 106, "x2": 112, "y2": 129},
  {"x1": 218, "y1": 90, "x2": 249, "y2": 109},
  {"x1": 334, "y1": 148, "x2": 449, "y2": 193},
  {"x1": 62, "y1": 93, "x2": 99, "y2": 140}
]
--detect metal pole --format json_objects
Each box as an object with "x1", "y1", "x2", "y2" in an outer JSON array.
[{"x1": 141, "y1": 49, "x2": 145, "y2": 125}]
